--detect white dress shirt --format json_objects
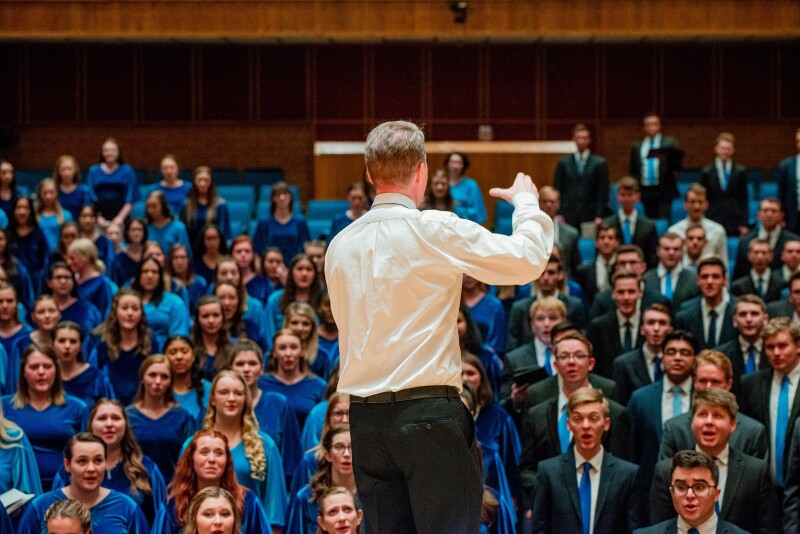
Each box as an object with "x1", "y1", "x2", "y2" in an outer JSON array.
[
  {"x1": 758, "y1": 226, "x2": 782, "y2": 251},
  {"x1": 677, "y1": 512, "x2": 718, "y2": 534},
  {"x1": 715, "y1": 158, "x2": 732, "y2": 189},
  {"x1": 595, "y1": 256, "x2": 611, "y2": 293},
  {"x1": 657, "y1": 263, "x2": 682, "y2": 295},
  {"x1": 700, "y1": 294, "x2": 729, "y2": 346},
  {"x1": 696, "y1": 444, "x2": 729, "y2": 508},
  {"x1": 534, "y1": 337, "x2": 552, "y2": 370},
  {"x1": 327, "y1": 191, "x2": 554, "y2": 395},
  {"x1": 662, "y1": 376, "x2": 692, "y2": 425},
  {"x1": 769, "y1": 362, "x2": 800, "y2": 478},
  {"x1": 618, "y1": 208, "x2": 638, "y2": 237},
  {"x1": 668, "y1": 217, "x2": 729, "y2": 267},
  {"x1": 575, "y1": 447, "x2": 604, "y2": 534},
  {"x1": 640, "y1": 134, "x2": 661, "y2": 185},
  {"x1": 738, "y1": 336, "x2": 763, "y2": 368},
  {"x1": 574, "y1": 150, "x2": 590, "y2": 170},
  {"x1": 750, "y1": 268, "x2": 771, "y2": 292},
  {"x1": 616, "y1": 308, "x2": 640, "y2": 350},
  {"x1": 642, "y1": 344, "x2": 660, "y2": 382}
]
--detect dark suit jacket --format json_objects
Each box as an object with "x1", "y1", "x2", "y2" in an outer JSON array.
[
  {"x1": 531, "y1": 447, "x2": 642, "y2": 534},
  {"x1": 519, "y1": 396, "x2": 630, "y2": 506},
  {"x1": 633, "y1": 518, "x2": 748, "y2": 534},
  {"x1": 575, "y1": 261, "x2": 601, "y2": 305},
  {"x1": 766, "y1": 299, "x2": 795, "y2": 320},
  {"x1": 649, "y1": 448, "x2": 780, "y2": 534},
  {"x1": 590, "y1": 288, "x2": 671, "y2": 321},
  {"x1": 673, "y1": 296, "x2": 737, "y2": 349},
  {"x1": 613, "y1": 347, "x2": 654, "y2": 406},
  {"x1": 604, "y1": 213, "x2": 659, "y2": 268},
  {"x1": 506, "y1": 293, "x2": 584, "y2": 352},
  {"x1": 778, "y1": 155, "x2": 800, "y2": 231},
  {"x1": 700, "y1": 161, "x2": 749, "y2": 236},
  {"x1": 499, "y1": 342, "x2": 542, "y2": 425},
  {"x1": 740, "y1": 367, "x2": 800, "y2": 479},
  {"x1": 714, "y1": 338, "x2": 771, "y2": 397},
  {"x1": 731, "y1": 272, "x2": 785, "y2": 304},
  {"x1": 732, "y1": 227, "x2": 800, "y2": 280},
  {"x1": 525, "y1": 373, "x2": 619, "y2": 407},
  {"x1": 783, "y1": 422, "x2": 800, "y2": 533},
  {"x1": 657, "y1": 411, "x2": 768, "y2": 462},
  {"x1": 629, "y1": 136, "x2": 680, "y2": 199},
  {"x1": 556, "y1": 221, "x2": 581, "y2": 275},
  {"x1": 642, "y1": 267, "x2": 700, "y2": 311},
  {"x1": 553, "y1": 152, "x2": 610, "y2": 229},
  {"x1": 589, "y1": 311, "x2": 645, "y2": 378}
]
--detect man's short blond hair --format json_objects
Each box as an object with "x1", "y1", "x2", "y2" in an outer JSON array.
[
  {"x1": 365, "y1": 121, "x2": 426, "y2": 188},
  {"x1": 567, "y1": 387, "x2": 609, "y2": 417},
  {"x1": 529, "y1": 296, "x2": 567, "y2": 319}
]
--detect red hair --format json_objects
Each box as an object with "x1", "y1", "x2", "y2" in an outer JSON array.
[{"x1": 168, "y1": 429, "x2": 246, "y2": 527}]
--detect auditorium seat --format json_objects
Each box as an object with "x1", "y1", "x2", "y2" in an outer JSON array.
[
  {"x1": 15, "y1": 169, "x2": 50, "y2": 189},
  {"x1": 308, "y1": 219, "x2": 333, "y2": 240},
  {"x1": 670, "y1": 199, "x2": 687, "y2": 224},
  {"x1": 654, "y1": 218, "x2": 668, "y2": 237},
  {"x1": 227, "y1": 199, "x2": 254, "y2": 235},
  {"x1": 243, "y1": 168, "x2": 284, "y2": 185},
  {"x1": 727, "y1": 238, "x2": 739, "y2": 276},
  {"x1": 578, "y1": 238, "x2": 596, "y2": 264},
  {"x1": 759, "y1": 181, "x2": 778, "y2": 200}
]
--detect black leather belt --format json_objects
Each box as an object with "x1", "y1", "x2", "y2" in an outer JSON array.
[{"x1": 350, "y1": 385, "x2": 459, "y2": 404}]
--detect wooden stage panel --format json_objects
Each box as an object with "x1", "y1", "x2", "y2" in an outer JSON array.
[{"x1": 314, "y1": 140, "x2": 574, "y2": 224}]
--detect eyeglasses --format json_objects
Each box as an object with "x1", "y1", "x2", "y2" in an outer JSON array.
[
  {"x1": 331, "y1": 410, "x2": 350, "y2": 422},
  {"x1": 555, "y1": 354, "x2": 590, "y2": 362},
  {"x1": 670, "y1": 481, "x2": 715, "y2": 497},
  {"x1": 663, "y1": 348, "x2": 694, "y2": 357},
  {"x1": 330, "y1": 444, "x2": 352, "y2": 455}
]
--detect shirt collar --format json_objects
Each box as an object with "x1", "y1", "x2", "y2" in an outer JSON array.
[
  {"x1": 739, "y1": 336, "x2": 763, "y2": 354},
  {"x1": 777, "y1": 361, "x2": 800, "y2": 385},
  {"x1": 646, "y1": 133, "x2": 662, "y2": 144},
  {"x1": 677, "y1": 510, "x2": 718, "y2": 534},
  {"x1": 618, "y1": 208, "x2": 638, "y2": 225},
  {"x1": 372, "y1": 193, "x2": 416, "y2": 210},
  {"x1": 575, "y1": 446, "x2": 604, "y2": 473},
  {"x1": 665, "y1": 376, "x2": 692, "y2": 395},
  {"x1": 642, "y1": 343, "x2": 658, "y2": 365},
  {"x1": 758, "y1": 226, "x2": 781, "y2": 242},
  {"x1": 616, "y1": 303, "x2": 641, "y2": 328},
  {"x1": 701, "y1": 292, "x2": 729, "y2": 317},
  {"x1": 751, "y1": 268, "x2": 771, "y2": 285},
  {"x1": 657, "y1": 263, "x2": 682, "y2": 278}
]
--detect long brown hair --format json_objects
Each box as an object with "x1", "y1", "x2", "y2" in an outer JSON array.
[
  {"x1": 132, "y1": 354, "x2": 176, "y2": 405},
  {"x1": 13, "y1": 344, "x2": 65, "y2": 408},
  {"x1": 192, "y1": 295, "x2": 232, "y2": 373},
  {"x1": 184, "y1": 166, "x2": 221, "y2": 223},
  {"x1": 94, "y1": 287, "x2": 152, "y2": 361},
  {"x1": 185, "y1": 487, "x2": 242, "y2": 534},
  {"x1": 310, "y1": 425, "x2": 351, "y2": 502}
]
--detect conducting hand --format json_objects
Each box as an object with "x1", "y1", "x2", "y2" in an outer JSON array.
[{"x1": 489, "y1": 172, "x2": 538, "y2": 203}]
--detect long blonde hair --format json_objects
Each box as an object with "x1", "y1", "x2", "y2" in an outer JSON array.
[
  {"x1": 283, "y1": 302, "x2": 319, "y2": 366},
  {"x1": 0, "y1": 403, "x2": 23, "y2": 449},
  {"x1": 68, "y1": 237, "x2": 105, "y2": 274},
  {"x1": 203, "y1": 370, "x2": 266, "y2": 481}
]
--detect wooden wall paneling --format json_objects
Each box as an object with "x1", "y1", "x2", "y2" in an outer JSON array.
[
  {"x1": 779, "y1": 44, "x2": 800, "y2": 119},
  {"x1": 315, "y1": 46, "x2": 366, "y2": 121},
  {"x1": 720, "y1": 44, "x2": 773, "y2": 119},
  {"x1": 487, "y1": 44, "x2": 537, "y2": 121},
  {"x1": 200, "y1": 46, "x2": 251, "y2": 121},
  {"x1": 373, "y1": 45, "x2": 424, "y2": 122},
  {"x1": 260, "y1": 46, "x2": 308, "y2": 121},
  {"x1": 544, "y1": 45, "x2": 597, "y2": 120},
  {"x1": 662, "y1": 45, "x2": 713, "y2": 119},
  {"x1": 26, "y1": 44, "x2": 78, "y2": 123},
  {"x1": 604, "y1": 45, "x2": 657, "y2": 120},
  {"x1": 0, "y1": 45, "x2": 21, "y2": 124},
  {"x1": 140, "y1": 45, "x2": 193, "y2": 122},
  {"x1": 85, "y1": 45, "x2": 136, "y2": 122},
  {"x1": 430, "y1": 45, "x2": 481, "y2": 120}
]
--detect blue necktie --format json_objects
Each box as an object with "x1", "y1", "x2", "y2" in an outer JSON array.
[
  {"x1": 577, "y1": 155, "x2": 586, "y2": 175},
  {"x1": 746, "y1": 345, "x2": 757, "y2": 374},
  {"x1": 707, "y1": 310, "x2": 718, "y2": 347},
  {"x1": 688, "y1": 529, "x2": 700, "y2": 534},
  {"x1": 558, "y1": 407, "x2": 570, "y2": 453},
  {"x1": 653, "y1": 356, "x2": 663, "y2": 382},
  {"x1": 646, "y1": 138, "x2": 656, "y2": 186},
  {"x1": 664, "y1": 271, "x2": 673, "y2": 299},
  {"x1": 776, "y1": 376, "x2": 790, "y2": 486},
  {"x1": 721, "y1": 165, "x2": 729, "y2": 191},
  {"x1": 672, "y1": 385, "x2": 683, "y2": 418},
  {"x1": 622, "y1": 218, "x2": 632, "y2": 244},
  {"x1": 579, "y1": 462, "x2": 592, "y2": 534},
  {"x1": 545, "y1": 347, "x2": 553, "y2": 376},
  {"x1": 757, "y1": 276, "x2": 765, "y2": 298},
  {"x1": 623, "y1": 322, "x2": 633, "y2": 353}
]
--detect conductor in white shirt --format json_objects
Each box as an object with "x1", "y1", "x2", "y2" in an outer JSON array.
[{"x1": 325, "y1": 121, "x2": 554, "y2": 533}]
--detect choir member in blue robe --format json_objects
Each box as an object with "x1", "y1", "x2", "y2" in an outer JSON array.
[
  {"x1": 188, "y1": 371, "x2": 287, "y2": 529},
  {"x1": 231, "y1": 340, "x2": 303, "y2": 477},
  {"x1": 34, "y1": 178, "x2": 74, "y2": 251},
  {"x1": 193, "y1": 224, "x2": 228, "y2": 287},
  {"x1": 293, "y1": 392, "x2": 349, "y2": 497},
  {"x1": 1, "y1": 344, "x2": 88, "y2": 490},
  {"x1": 286, "y1": 426, "x2": 357, "y2": 534},
  {"x1": 55, "y1": 323, "x2": 114, "y2": 405},
  {"x1": 54, "y1": 154, "x2": 93, "y2": 221},
  {"x1": 109, "y1": 218, "x2": 146, "y2": 287},
  {"x1": 283, "y1": 302, "x2": 329, "y2": 382},
  {"x1": 214, "y1": 257, "x2": 271, "y2": 346},
  {"x1": 253, "y1": 181, "x2": 310, "y2": 259},
  {"x1": 462, "y1": 274, "x2": 507, "y2": 355},
  {"x1": 180, "y1": 167, "x2": 232, "y2": 259},
  {"x1": 88, "y1": 288, "x2": 155, "y2": 406},
  {"x1": 231, "y1": 236, "x2": 275, "y2": 305},
  {"x1": 68, "y1": 237, "x2": 117, "y2": 316},
  {"x1": 152, "y1": 428, "x2": 270, "y2": 534},
  {"x1": 264, "y1": 254, "x2": 322, "y2": 336},
  {"x1": 458, "y1": 306, "x2": 503, "y2": 401},
  {"x1": 52, "y1": 399, "x2": 167, "y2": 525},
  {"x1": 147, "y1": 156, "x2": 192, "y2": 218},
  {"x1": 0, "y1": 403, "x2": 43, "y2": 495},
  {"x1": 259, "y1": 329, "x2": 326, "y2": 429},
  {"x1": 164, "y1": 335, "x2": 211, "y2": 424},
  {"x1": 5, "y1": 295, "x2": 63, "y2": 396},
  {"x1": 125, "y1": 354, "x2": 196, "y2": 486},
  {"x1": 328, "y1": 183, "x2": 369, "y2": 242},
  {"x1": 314, "y1": 292, "x2": 340, "y2": 382},
  {"x1": 0, "y1": 283, "x2": 31, "y2": 394},
  {"x1": 45, "y1": 263, "x2": 103, "y2": 336},
  {"x1": 132, "y1": 256, "x2": 190, "y2": 349},
  {"x1": 0, "y1": 227, "x2": 35, "y2": 311},
  {"x1": 0, "y1": 160, "x2": 17, "y2": 221},
  {"x1": 18, "y1": 432, "x2": 149, "y2": 533},
  {"x1": 262, "y1": 247, "x2": 286, "y2": 292},
  {"x1": 445, "y1": 151, "x2": 487, "y2": 223},
  {"x1": 214, "y1": 281, "x2": 267, "y2": 353},
  {"x1": 77, "y1": 204, "x2": 116, "y2": 272},
  {"x1": 190, "y1": 296, "x2": 233, "y2": 381},
  {"x1": 86, "y1": 138, "x2": 140, "y2": 225},
  {"x1": 146, "y1": 190, "x2": 193, "y2": 265},
  {"x1": 8, "y1": 196, "x2": 49, "y2": 285},
  {"x1": 314, "y1": 488, "x2": 365, "y2": 534},
  {"x1": 166, "y1": 244, "x2": 208, "y2": 312}
]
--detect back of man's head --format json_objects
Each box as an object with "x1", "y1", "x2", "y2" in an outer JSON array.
[{"x1": 365, "y1": 121, "x2": 426, "y2": 188}]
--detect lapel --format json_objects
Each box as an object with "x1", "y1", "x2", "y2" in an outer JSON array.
[
  {"x1": 633, "y1": 349, "x2": 652, "y2": 386},
  {"x1": 720, "y1": 448, "x2": 743, "y2": 517},
  {"x1": 650, "y1": 383, "x2": 664, "y2": 441},
  {"x1": 560, "y1": 448, "x2": 583, "y2": 522},
  {"x1": 593, "y1": 452, "x2": 616, "y2": 527},
  {"x1": 607, "y1": 312, "x2": 623, "y2": 355},
  {"x1": 790, "y1": 370, "x2": 800, "y2": 426},
  {"x1": 760, "y1": 370, "x2": 774, "y2": 431},
  {"x1": 721, "y1": 302, "x2": 736, "y2": 342},
  {"x1": 546, "y1": 399, "x2": 562, "y2": 453}
]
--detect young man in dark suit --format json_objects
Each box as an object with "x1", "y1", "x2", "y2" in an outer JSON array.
[
  {"x1": 731, "y1": 239, "x2": 785, "y2": 303},
  {"x1": 699, "y1": 132, "x2": 749, "y2": 237},
  {"x1": 739, "y1": 317, "x2": 800, "y2": 492},
  {"x1": 603, "y1": 176, "x2": 659, "y2": 267},
  {"x1": 539, "y1": 185, "x2": 581, "y2": 275},
  {"x1": 629, "y1": 113, "x2": 681, "y2": 219},
  {"x1": 643, "y1": 232, "x2": 700, "y2": 310},
  {"x1": 531, "y1": 387, "x2": 642, "y2": 534},
  {"x1": 732, "y1": 198, "x2": 799, "y2": 280},
  {"x1": 574, "y1": 222, "x2": 620, "y2": 304},
  {"x1": 714, "y1": 295, "x2": 772, "y2": 394},
  {"x1": 613, "y1": 303, "x2": 673, "y2": 405},
  {"x1": 649, "y1": 388, "x2": 780, "y2": 533},
  {"x1": 776, "y1": 128, "x2": 800, "y2": 233},
  {"x1": 766, "y1": 270, "x2": 800, "y2": 321},
  {"x1": 659, "y1": 350, "x2": 767, "y2": 462},
  {"x1": 552, "y1": 124, "x2": 610, "y2": 229}
]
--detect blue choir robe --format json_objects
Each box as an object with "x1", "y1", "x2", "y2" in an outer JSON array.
[
  {"x1": 0, "y1": 344, "x2": 10, "y2": 396},
  {"x1": 246, "y1": 275, "x2": 274, "y2": 306},
  {"x1": 147, "y1": 182, "x2": 192, "y2": 218},
  {"x1": 253, "y1": 390, "x2": 303, "y2": 477},
  {"x1": 0, "y1": 501, "x2": 10, "y2": 533},
  {"x1": 0, "y1": 394, "x2": 88, "y2": 490},
  {"x1": 7, "y1": 259, "x2": 35, "y2": 312},
  {"x1": 52, "y1": 454, "x2": 167, "y2": 525},
  {"x1": 89, "y1": 341, "x2": 156, "y2": 407},
  {"x1": 193, "y1": 260, "x2": 216, "y2": 288},
  {"x1": 258, "y1": 374, "x2": 326, "y2": 429},
  {"x1": 63, "y1": 365, "x2": 115, "y2": 406},
  {"x1": 286, "y1": 485, "x2": 318, "y2": 534},
  {"x1": 95, "y1": 235, "x2": 115, "y2": 273},
  {"x1": 180, "y1": 201, "x2": 233, "y2": 246},
  {"x1": 10, "y1": 228, "x2": 49, "y2": 283},
  {"x1": 482, "y1": 486, "x2": 517, "y2": 534},
  {"x1": 38, "y1": 212, "x2": 73, "y2": 251},
  {"x1": 18, "y1": 488, "x2": 149, "y2": 534},
  {"x1": 151, "y1": 488, "x2": 270, "y2": 534},
  {"x1": 60, "y1": 299, "x2": 103, "y2": 335},
  {"x1": 0, "y1": 194, "x2": 17, "y2": 222},
  {"x1": 450, "y1": 177, "x2": 487, "y2": 224},
  {"x1": 253, "y1": 214, "x2": 310, "y2": 260},
  {"x1": 0, "y1": 426, "x2": 43, "y2": 495},
  {"x1": 468, "y1": 294, "x2": 507, "y2": 356},
  {"x1": 147, "y1": 221, "x2": 193, "y2": 263},
  {"x1": 184, "y1": 275, "x2": 208, "y2": 312},
  {"x1": 181, "y1": 430, "x2": 287, "y2": 528},
  {"x1": 126, "y1": 405, "x2": 196, "y2": 484},
  {"x1": 289, "y1": 451, "x2": 317, "y2": 502},
  {"x1": 58, "y1": 184, "x2": 92, "y2": 221},
  {"x1": 143, "y1": 293, "x2": 191, "y2": 349},
  {"x1": 77, "y1": 275, "x2": 117, "y2": 316},
  {"x1": 264, "y1": 289, "x2": 285, "y2": 336},
  {"x1": 3, "y1": 332, "x2": 34, "y2": 395},
  {"x1": 328, "y1": 212, "x2": 354, "y2": 241},
  {"x1": 475, "y1": 403, "x2": 521, "y2": 501},
  {"x1": 478, "y1": 346, "x2": 504, "y2": 403},
  {"x1": 169, "y1": 280, "x2": 191, "y2": 309},
  {"x1": 110, "y1": 251, "x2": 139, "y2": 286},
  {"x1": 311, "y1": 337, "x2": 339, "y2": 381},
  {"x1": 174, "y1": 380, "x2": 211, "y2": 423},
  {"x1": 299, "y1": 400, "x2": 327, "y2": 453}
]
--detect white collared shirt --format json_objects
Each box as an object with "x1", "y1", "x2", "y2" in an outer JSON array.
[
  {"x1": 618, "y1": 208, "x2": 638, "y2": 237},
  {"x1": 327, "y1": 191, "x2": 554, "y2": 395},
  {"x1": 751, "y1": 268, "x2": 771, "y2": 291},
  {"x1": 595, "y1": 256, "x2": 611, "y2": 293},
  {"x1": 696, "y1": 444, "x2": 729, "y2": 508},
  {"x1": 643, "y1": 344, "x2": 660, "y2": 382},
  {"x1": 677, "y1": 512, "x2": 718, "y2": 534},
  {"x1": 794, "y1": 311, "x2": 800, "y2": 326},
  {"x1": 616, "y1": 308, "x2": 640, "y2": 350},
  {"x1": 657, "y1": 262, "x2": 682, "y2": 295},
  {"x1": 641, "y1": 134, "x2": 662, "y2": 185},
  {"x1": 574, "y1": 150, "x2": 590, "y2": 169},
  {"x1": 575, "y1": 447, "x2": 604, "y2": 534},
  {"x1": 662, "y1": 376, "x2": 692, "y2": 425},
  {"x1": 758, "y1": 226, "x2": 782, "y2": 250},
  {"x1": 700, "y1": 294, "x2": 729, "y2": 346},
  {"x1": 769, "y1": 362, "x2": 800, "y2": 478},
  {"x1": 783, "y1": 265, "x2": 797, "y2": 282},
  {"x1": 668, "y1": 217, "x2": 729, "y2": 267},
  {"x1": 534, "y1": 337, "x2": 552, "y2": 370},
  {"x1": 738, "y1": 336, "x2": 763, "y2": 368}
]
